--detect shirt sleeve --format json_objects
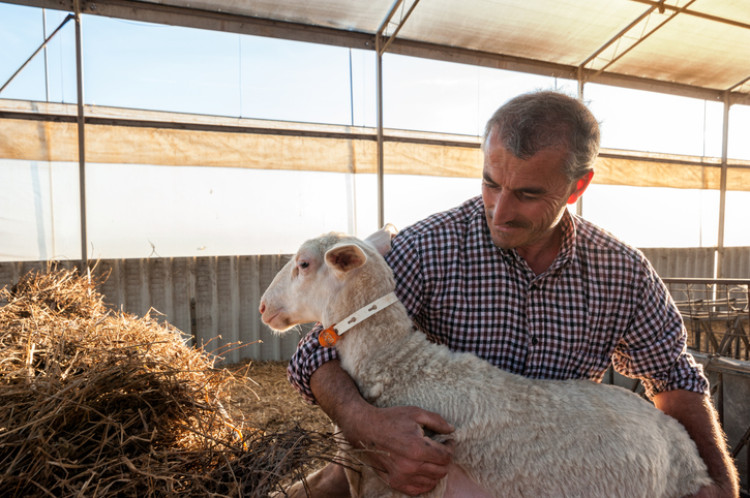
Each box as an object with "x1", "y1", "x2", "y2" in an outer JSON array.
[
  {"x1": 611, "y1": 259, "x2": 709, "y2": 399},
  {"x1": 286, "y1": 324, "x2": 339, "y2": 404}
]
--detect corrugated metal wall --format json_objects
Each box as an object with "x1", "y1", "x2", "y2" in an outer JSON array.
[
  {"x1": 723, "y1": 247, "x2": 750, "y2": 279},
  {"x1": 1, "y1": 247, "x2": 748, "y2": 364},
  {"x1": 640, "y1": 247, "x2": 716, "y2": 278},
  {"x1": 639, "y1": 247, "x2": 750, "y2": 279}
]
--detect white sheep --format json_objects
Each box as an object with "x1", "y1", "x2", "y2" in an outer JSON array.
[{"x1": 259, "y1": 228, "x2": 711, "y2": 498}]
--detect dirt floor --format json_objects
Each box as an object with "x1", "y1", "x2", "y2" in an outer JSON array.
[{"x1": 225, "y1": 360, "x2": 332, "y2": 435}]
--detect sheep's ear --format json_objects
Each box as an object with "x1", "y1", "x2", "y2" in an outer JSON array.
[
  {"x1": 364, "y1": 224, "x2": 397, "y2": 256},
  {"x1": 325, "y1": 243, "x2": 368, "y2": 274}
]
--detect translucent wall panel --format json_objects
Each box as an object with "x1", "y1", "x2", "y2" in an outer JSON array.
[
  {"x1": 729, "y1": 104, "x2": 750, "y2": 161},
  {"x1": 240, "y1": 39, "x2": 369, "y2": 125},
  {"x1": 84, "y1": 17, "x2": 363, "y2": 123},
  {"x1": 724, "y1": 179, "x2": 750, "y2": 247},
  {"x1": 0, "y1": 4, "x2": 76, "y2": 103},
  {"x1": 84, "y1": 165, "x2": 370, "y2": 258},
  {"x1": 583, "y1": 185, "x2": 719, "y2": 247},
  {"x1": 383, "y1": 54, "x2": 565, "y2": 136},
  {"x1": 383, "y1": 175, "x2": 481, "y2": 231},
  {"x1": 84, "y1": 17, "x2": 242, "y2": 116},
  {"x1": 0, "y1": 159, "x2": 81, "y2": 261},
  {"x1": 582, "y1": 184, "x2": 720, "y2": 248},
  {"x1": 586, "y1": 84, "x2": 725, "y2": 158}
]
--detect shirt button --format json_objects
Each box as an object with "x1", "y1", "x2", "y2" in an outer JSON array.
[{"x1": 531, "y1": 336, "x2": 539, "y2": 346}]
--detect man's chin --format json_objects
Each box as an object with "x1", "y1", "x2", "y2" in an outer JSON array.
[{"x1": 489, "y1": 233, "x2": 518, "y2": 250}]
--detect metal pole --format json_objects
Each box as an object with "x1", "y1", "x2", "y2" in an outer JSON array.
[
  {"x1": 576, "y1": 67, "x2": 585, "y2": 217},
  {"x1": 375, "y1": 35, "x2": 385, "y2": 228},
  {"x1": 715, "y1": 92, "x2": 730, "y2": 278},
  {"x1": 74, "y1": 0, "x2": 88, "y2": 271},
  {"x1": 42, "y1": 9, "x2": 50, "y2": 101}
]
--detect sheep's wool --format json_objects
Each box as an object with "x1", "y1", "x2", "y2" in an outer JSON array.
[{"x1": 261, "y1": 230, "x2": 712, "y2": 498}]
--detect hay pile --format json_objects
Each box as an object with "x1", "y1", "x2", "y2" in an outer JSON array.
[{"x1": 0, "y1": 268, "x2": 338, "y2": 497}]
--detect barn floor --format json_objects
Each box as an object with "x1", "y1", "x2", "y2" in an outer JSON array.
[{"x1": 226, "y1": 360, "x2": 332, "y2": 434}]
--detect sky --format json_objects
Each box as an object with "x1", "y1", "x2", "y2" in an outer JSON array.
[{"x1": 1, "y1": 2, "x2": 749, "y2": 261}]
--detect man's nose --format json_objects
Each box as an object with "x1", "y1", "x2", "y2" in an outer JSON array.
[{"x1": 491, "y1": 191, "x2": 516, "y2": 223}]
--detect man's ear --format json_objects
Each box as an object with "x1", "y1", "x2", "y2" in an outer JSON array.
[
  {"x1": 567, "y1": 170, "x2": 594, "y2": 205},
  {"x1": 325, "y1": 244, "x2": 368, "y2": 274},
  {"x1": 364, "y1": 224, "x2": 398, "y2": 256}
]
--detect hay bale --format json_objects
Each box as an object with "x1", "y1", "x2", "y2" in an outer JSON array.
[{"x1": 0, "y1": 268, "x2": 337, "y2": 497}]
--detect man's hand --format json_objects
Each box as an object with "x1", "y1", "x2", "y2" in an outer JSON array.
[
  {"x1": 341, "y1": 404, "x2": 454, "y2": 495},
  {"x1": 310, "y1": 360, "x2": 454, "y2": 496}
]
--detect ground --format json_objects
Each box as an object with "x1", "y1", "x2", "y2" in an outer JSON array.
[{"x1": 226, "y1": 360, "x2": 332, "y2": 434}]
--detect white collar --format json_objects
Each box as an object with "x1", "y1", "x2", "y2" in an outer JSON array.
[{"x1": 318, "y1": 292, "x2": 399, "y2": 347}]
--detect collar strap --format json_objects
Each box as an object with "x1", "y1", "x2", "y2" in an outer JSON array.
[{"x1": 319, "y1": 292, "x2": 399, "y2": 347}]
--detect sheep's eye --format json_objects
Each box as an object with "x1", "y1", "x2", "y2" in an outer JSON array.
[{"x1": 299, "y1": 261, "x2": 309, "y2": 269}]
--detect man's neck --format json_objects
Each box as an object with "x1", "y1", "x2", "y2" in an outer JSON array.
[{"x1": 516, "y1": 227, "x2": 564, "y2": 276}]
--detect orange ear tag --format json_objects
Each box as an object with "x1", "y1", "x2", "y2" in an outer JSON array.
[{"x1": 319, "y1": 327, "x2": 340, "y2": 347}]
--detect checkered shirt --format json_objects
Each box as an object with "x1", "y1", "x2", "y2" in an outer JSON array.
[{"x1": 287, "y1": 196, "x2": 708, "y2": 404}]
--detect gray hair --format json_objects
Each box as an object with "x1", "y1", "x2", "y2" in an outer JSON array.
[{"x1": 483, "y1": 91, "x2": 600, "y2": 181}]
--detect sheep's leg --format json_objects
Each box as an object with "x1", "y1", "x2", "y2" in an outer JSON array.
[
  {"x1": 441, "y1": 464, "x2": 493, "y2": 498},
  {"x1": 273, "y1": 462, "x2": 351, "y2": 497},
  {"x1": 354, "y1": 463, "x2": 491, "y2": 498}
]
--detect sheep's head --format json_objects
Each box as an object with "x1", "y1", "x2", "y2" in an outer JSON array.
[{"x1": 259, "y1": 227, "x2": 396, "y2": 333}]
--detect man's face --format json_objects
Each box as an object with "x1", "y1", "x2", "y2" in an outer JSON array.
[{"x1": 481, "y1": 128, "x2": 576, "y2": 252}]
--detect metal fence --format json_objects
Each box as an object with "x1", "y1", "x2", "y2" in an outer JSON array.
[{"x1": 664, "y1": 278, "x2": 750, "y2": 361}]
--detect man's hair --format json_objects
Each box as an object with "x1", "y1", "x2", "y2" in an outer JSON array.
[{"x1": 483, "y1": 91, "x2": 600, "y2": 181}]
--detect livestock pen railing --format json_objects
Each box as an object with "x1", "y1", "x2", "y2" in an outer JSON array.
[
  {"x1": 660, "y1": 279, "x2": 750, "y2": 494},
  {"x1": 663, "y1": 278, "x2": 750, "y2": 361}
]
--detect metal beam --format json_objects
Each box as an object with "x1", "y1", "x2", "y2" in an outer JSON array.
[
  {"x1": 375, "y1": 40, "x2": 385, "y2": 228},
  {"x1": 579, "y1": 5, "x2": 656, "y2": 70},
  {"x1": 581, "y1": 0, "x2": 698, "y2": 80},
  {"x1": 374, "y1": 0, "x2": 422, "y2": 228},
  {"x1": 377, "y1": 0, "x2": 421, "y2": 56},
  {"x1": 628, "y1": 0, "x2": 750, "y2": 31},
  {"x1": 382, "y1": 37, "x2": 750, "y2": 105},
  {"x1": 4, "y1": 0, "x2": 748, "y2": 105},
  {"x1": 716, "y1": 92, "x2": 730, "y2": 278},
  {"x1": 74, "y1": 0, "x2": 87, "y2": 270}
]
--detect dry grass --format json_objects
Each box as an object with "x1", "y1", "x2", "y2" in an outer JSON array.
[
  {"x1": 0, "y1": 267, "x2": 337, "y2": 497},
  {"x1": 224, "y1": 361, "x2": 332, "y2": 435}
]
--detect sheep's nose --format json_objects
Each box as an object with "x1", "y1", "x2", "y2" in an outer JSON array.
[{"x1": 259, "y1": 301, "x2": 266, "y2": 314}]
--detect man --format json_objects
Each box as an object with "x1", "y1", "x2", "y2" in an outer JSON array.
[{"x1": 287, "y1": 91, "x2": 739, "y2": 497}]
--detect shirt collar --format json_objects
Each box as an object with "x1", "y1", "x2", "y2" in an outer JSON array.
[
  {"x1": 496, "y1": 208, "x2": 578, "y2": 279},
  {"x1": 554, "y1": 209, "x2": 577, "y2": 270}
]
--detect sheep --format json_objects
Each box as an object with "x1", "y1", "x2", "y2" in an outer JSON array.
[{"x1": 259, "y1": 228, "x2": 712, "y2": 498}]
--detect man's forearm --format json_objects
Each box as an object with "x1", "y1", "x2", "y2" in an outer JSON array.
[
  {"x1": 310, "y1": 359, "x2": 370, "y2": 427},
  {"x1": 653, "y1": 389, "x2": 739, "y2": 497}
]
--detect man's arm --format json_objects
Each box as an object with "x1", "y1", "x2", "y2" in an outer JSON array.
[
  {"x1": 310, "y1": 359, "x2": 455, "y2": 496},
  {"x1": 653, "y1": 389, "x2": 739, "y2": 498}
]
